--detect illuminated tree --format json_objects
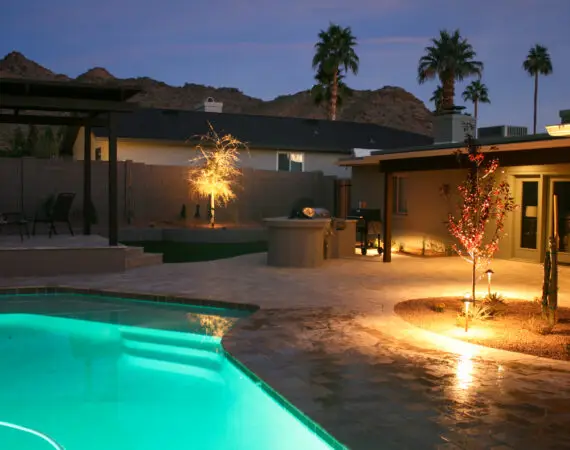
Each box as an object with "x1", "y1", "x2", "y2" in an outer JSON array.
[
  {"x1": 188, "y1": 122, "x2": 247, "y2": 228},
  {"x1": 448, "y1": 131, "x2": 516, "y2": 300}
]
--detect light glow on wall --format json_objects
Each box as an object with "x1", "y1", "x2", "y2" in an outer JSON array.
[{"x1": 546, "y1": 124, "x2": 570, "y2": 137}]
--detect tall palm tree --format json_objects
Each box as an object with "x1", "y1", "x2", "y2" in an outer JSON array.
[
  {"x1": 312, "y1": 23, "x2": 359, "y2": 121},
  {"x1": 462, "y1": 80, "x2": 490, "y2": 123},
  {"x1": 418, "y1": 29, "x2": 483, "y2": 112},
  {"x1": 430, "y1": 85, "x2": 443, "y2": 113},
  {"x1": 311, "y1": 68, "x2": 352, "y2": 119},
  {"x1": 523, "y1": 44, "x2": 553, "y2": 134}
]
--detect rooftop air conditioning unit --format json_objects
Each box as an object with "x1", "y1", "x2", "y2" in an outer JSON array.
[{"x1": 477, "y1": 125, "x2": 528, "y2": 139}]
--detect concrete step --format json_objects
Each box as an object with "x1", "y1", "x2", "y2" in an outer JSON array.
[
  {"x1": 125, "y1": 251, "x2": 163, "y2": 269},
  {"x1": 125, "y1": 246, "x2": 145, "y2": 256}
]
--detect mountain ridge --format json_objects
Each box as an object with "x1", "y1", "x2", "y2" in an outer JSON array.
[{"x1": 0, "y1": 51, "x2": 433, "y2": 136}]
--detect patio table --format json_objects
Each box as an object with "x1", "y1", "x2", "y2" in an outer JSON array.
[{"x1": 0, "y1": 212, "x2": 30, "y2": 242}]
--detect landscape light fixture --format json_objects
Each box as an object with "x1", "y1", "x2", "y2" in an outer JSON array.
[
  {"x1": 545, "y1": 124, "x2": 570, "y2": 137},
  {"x1": 485, "y1": 269, "x2": 494, "y2": 296}
]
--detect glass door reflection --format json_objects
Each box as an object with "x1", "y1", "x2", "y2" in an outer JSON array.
[{"x1": 520, "y1": 180, "x2": 539, "y2": 249}]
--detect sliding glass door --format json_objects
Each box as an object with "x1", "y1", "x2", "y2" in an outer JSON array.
[{"x1": 513, "y1": 177, "x2": 542, "y2": 261}]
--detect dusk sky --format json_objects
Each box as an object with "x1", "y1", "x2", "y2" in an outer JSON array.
[{"x1": 1, "y1": 0, "x2": 569, "y2": 131}]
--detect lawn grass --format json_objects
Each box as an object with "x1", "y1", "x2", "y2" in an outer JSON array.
[{"x1": 122, "y1": 240, "x2": 268, "y2": 263}]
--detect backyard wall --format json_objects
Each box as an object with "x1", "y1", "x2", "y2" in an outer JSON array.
[
  {"x1": 72, "y1": 132, "x2": 352, "y2": 178},
  {"x1": 0, "y1": 158, "x2": 336, "y2": 230}
]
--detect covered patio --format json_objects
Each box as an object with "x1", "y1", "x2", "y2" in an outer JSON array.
[
  {"x1": 0, "y1": 76, "x2": 141, "y2": 246},
  {"x1": 340, "y1": 134, "x2": 570, "y2": 263}
]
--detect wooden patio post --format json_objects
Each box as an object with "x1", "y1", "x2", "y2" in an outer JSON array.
[
  {"x1": 383, "y1": 171, "x2": 393, "y2": 263},
  {"x1": 108, "y1": 113, "x2": 118, "y2": 246},
  {"x1": 83, "y1": 123, "x2": 92, "y2": 235}
]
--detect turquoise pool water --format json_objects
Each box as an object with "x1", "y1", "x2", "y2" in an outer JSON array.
[{"x1": 0, "y1": 296, "x2": 337, "y2": 450}]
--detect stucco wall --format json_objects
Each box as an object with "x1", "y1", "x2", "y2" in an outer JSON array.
[
  {"x1": 72, "y1": 130, "x2": 351, "y2": 178},
  {"x1": 0, "y1": 158, "x2": 336, "y2": 230},
  {"x1": 351, "y1": 162, "x2": 570, "y2": 260}
]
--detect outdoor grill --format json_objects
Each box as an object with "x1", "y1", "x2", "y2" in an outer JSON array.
[
  {"x1": 347, "y1": 208, "x2": 383, "y2": 255},
  {"x1": 289, "y1": 206, "x2": 331, "y2": 219}
]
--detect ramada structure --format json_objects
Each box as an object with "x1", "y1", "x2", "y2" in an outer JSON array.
[
  {"x1": 0, "y1": 76, "x2": 141, "y2": 246},
  {"x1": 0, "y1": 76, "x2": 146, "y2": 276},
  {"x1": 341, "y1": 111, "x2": 570, "y2": 265}
]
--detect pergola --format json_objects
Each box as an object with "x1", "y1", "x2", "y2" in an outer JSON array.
[{"x1": 0, "y1": 76, "x2": 141, "y2": 246}]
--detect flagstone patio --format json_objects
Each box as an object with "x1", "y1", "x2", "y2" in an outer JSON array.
[{"x1": 1, "y1": 253, "x2": 569, "y2": 449}]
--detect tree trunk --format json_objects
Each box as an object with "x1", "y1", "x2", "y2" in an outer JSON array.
[
  {"x1": 471, "y1": 256, "x2": 476, "y2": 301},
  {"x1": 209, "y1": 193, "x2": 215, "y2": 228},
  {"x1": 533, "y1": 73, "x2": 539, "y2": 134},
  {"x1": 473, "y1": 100, "x2": 479, "y2": 137},
  {"x1": 542, "y1": 246, "x2": 551, "y2": 319},
  {"x1": 441, "y1": 74, "x2": 455, "y2": 111},
  {"x1": 548, "y1": 236, "x2": 558, "y2": 327},
  {"x1": 330, "y1": 69, "x2": 338, "y2": 121}
]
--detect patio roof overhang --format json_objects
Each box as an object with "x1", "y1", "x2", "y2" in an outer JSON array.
[
  {"x1": 0, "y1": 76, "x2": 142, "y2": 246},
  {"x1": 339, "y1": 135, "x2": 570, "y2": 170}
]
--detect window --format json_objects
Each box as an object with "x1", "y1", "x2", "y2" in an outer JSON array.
[
  {"x1": 277, "y1": 152, "x2": 304, "y2": 172},
  {"x1": 392, "y1": 176, "x2": 408, "y2": 215}
]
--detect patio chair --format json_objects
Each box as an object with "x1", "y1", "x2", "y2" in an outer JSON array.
[
  {"x1": 32, "y1": 192, "x2": 76, "y2": 238},
  {"x1": 0, "y1": 212, "x2": 30, "y2": 242}
]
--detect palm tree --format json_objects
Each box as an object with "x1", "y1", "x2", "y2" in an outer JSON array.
[
  {"x1": 311, "y1": 68, "x2": 353, "y2": 119},
  {"x1": 523, "y1": 44, "x2": 553, "y2": 134},
  {"x1": 418, "y1": 29, "x2": 483, "y2": 112},
  {"x1": 430, "y1": 85, "x2": 444, "y2": 113},
  {"x1": 312, "y1": 23, "x2": 359, "y2": 121},
  {"x1": 462, "y1": 80, "x2": 490, "y2": 123}
]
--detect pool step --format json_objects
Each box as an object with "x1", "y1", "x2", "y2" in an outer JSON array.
[
  {"x1": 120, "y1": 328, "x2": 220, "y2": 353},
  {"x1": 125, "y1": 246, "x2": 163, "y2": 269},
  {"x1": 120, "y1": 328, "x2": 223, "y2": 371}
]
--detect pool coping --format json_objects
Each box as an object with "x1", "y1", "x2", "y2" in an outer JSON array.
[
  {"x1": 222, "y1": 350, "x2": 348, "y2": 450},
  {"x1": 0, "y1": 285, "x2": 346, "y2": 450},
  {"x1": 0, "y1": 286, "x2": 259, "y2": 313}
]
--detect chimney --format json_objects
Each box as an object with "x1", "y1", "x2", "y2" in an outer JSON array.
[
  {"x1": 432, "y1": 111, "x2": 476, "y2": 144},
  {"x1": 195, "y1": 97, "x2": 223, "y2": 113}
]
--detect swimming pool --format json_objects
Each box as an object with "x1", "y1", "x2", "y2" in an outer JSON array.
[{"x1": 0, "y1": 293, "x2": 341, "y2": 450}]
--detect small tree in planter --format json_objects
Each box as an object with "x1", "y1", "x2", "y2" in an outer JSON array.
[
  {"x1": 448, "y1": 132, "x2": 516, "y2": 302},
  {"x1": 188, "y1": 122, "x2": 247, "y2": 228}
]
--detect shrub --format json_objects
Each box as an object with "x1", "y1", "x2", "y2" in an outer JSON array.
[
  {"x1": 483, "y1": 292, "x2": 508, "y2": 317},
  {"x1": 523, "y1": 315, "x2": 555, "y2": 335},
  {"x1": 457, "y1": 294, "x2": 507, "y2": 324},
  {"x1": 433, "y1": 302, "x2": 446, "y2": 313}
]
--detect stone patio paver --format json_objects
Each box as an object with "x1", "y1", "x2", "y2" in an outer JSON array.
[{"x1": 1, "y1": 253, "x2": 569, "y2": 449}]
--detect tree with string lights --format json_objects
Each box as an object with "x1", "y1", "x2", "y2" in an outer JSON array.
[{"x1": 448, "y1": 130, "x2": 516, "y2": 301}]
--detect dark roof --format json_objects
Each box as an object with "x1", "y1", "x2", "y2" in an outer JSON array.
[
  {"x1": 370, "y1": 132, "x2": 560, "y2": 156},
  {"x1": 91, "y1": 108, "x2": 432, "y2": 154},
  {"x1": 0, "y1": 76, "x2": 141, "y2": 102}
]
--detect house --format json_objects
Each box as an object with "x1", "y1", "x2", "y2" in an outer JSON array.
[
  {"x1": 69, "y1": 99, "x2": 431, "y2": 178},
  {"x1": 340, "y1": 109, "x2": 570, "y2": 264}
]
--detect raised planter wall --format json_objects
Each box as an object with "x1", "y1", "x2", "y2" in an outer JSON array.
[{"x1": 119, "y1": 227, "x2": 268, "y2": 243}]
